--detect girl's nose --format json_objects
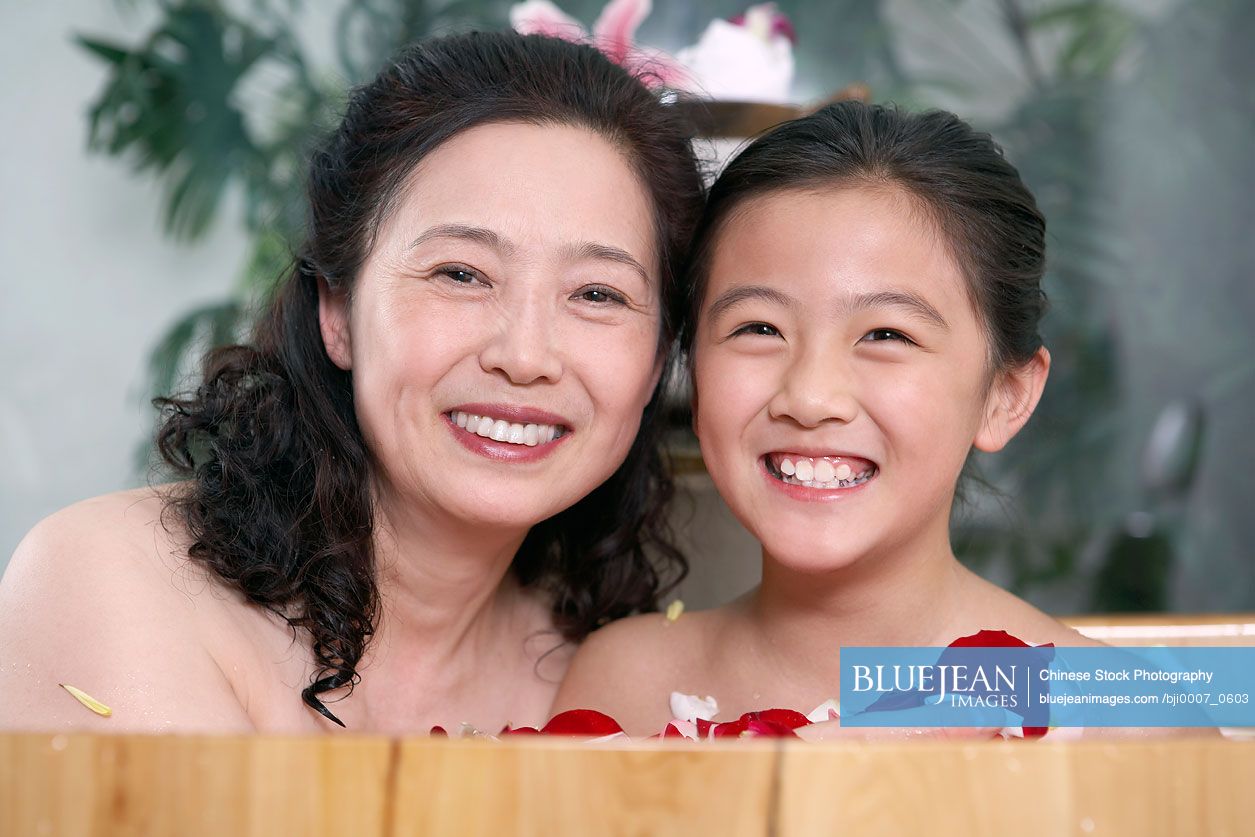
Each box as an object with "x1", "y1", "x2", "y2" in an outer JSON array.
[{"x1": 768, "y1": 347, "x2": 860, "y2": 428}]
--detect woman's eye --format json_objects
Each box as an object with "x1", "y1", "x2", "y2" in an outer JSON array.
[
  {"x1": 863, "y1": 328, "x2": 913, "y2": 344},
  {"x1": 732, "y1": 322, "x2": 781, "y2": 338},
  {"x1": 436, "y1": 266, "x2": 486, "y2": 286},
  {"x1": 575, "y1": 286, "x2": 627, "y2": 305}
]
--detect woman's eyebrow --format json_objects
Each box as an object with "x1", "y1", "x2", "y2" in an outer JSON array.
[
  {"x1": 845, "y1": 290, "x2": 949, "y2": 330},
  {"x1": 563, "y1": 241, "x2": 650, "y2": 284},
  {"x1": 406, "y1": 227, "x2": 648, "y2": 283},
  {"x1": 706, "y1": 284, "x2": 797, "y2": 320},
  {"x1": 408, "y1": 223, "x2": 514, "y2": 254}
]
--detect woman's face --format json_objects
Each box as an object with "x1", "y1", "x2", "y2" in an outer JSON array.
[
  {"x1": 320, "y1": 122, "x2": 663, "y2": 532},
  {"x1": 692, "y1": 185, "x2": 1045, "y2": 573}
]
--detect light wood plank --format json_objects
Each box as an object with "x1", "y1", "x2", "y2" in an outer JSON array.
[
  {"x1": 5, "y1": 732, "x2": 1254, "y2": 836},
  {"x1": 775, "y1": 737, "x2": 1255, "y2": 837},
  {"x1": 0, "y1": 733, "x2": 393, "y2": 837},
  {"x1": 389, "y1": 737, "x2": 779, "y2": 837}
]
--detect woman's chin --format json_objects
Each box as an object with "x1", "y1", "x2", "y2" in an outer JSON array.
[{"x1": 441, "y1": 487, "x2": 590, "y2": 533}]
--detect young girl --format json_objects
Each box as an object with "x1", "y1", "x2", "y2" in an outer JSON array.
[{"x1": 552, "y1": 101, "x2": 1103, "y2": 737}]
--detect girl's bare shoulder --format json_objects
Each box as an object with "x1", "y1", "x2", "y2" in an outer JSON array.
[
  {"x1": 960, "y1": 573, "x2": 1106, "y2": 648},
  {"x1": 550, "y1": 606, "x2": 725, "y2": 736}
]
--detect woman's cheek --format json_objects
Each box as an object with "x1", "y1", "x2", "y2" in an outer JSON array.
[{"x1": 580, "y1": 317, "x2": 660, "y2": 395}]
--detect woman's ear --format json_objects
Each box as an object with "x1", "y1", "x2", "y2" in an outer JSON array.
[
  {"x1": 973, "y1": 346, "x2": 1050, "y2": 453},
  {"x1": 317, "y1": 277, "x2": 353, "y2": 371}
]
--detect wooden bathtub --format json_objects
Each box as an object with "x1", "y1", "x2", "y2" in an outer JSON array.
[{"x1": 3, "y1": 613, "x2": 1252, "y2": 836}]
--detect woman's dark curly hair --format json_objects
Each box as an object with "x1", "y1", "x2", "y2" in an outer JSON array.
[{"x1": 155, "y1": 31, "x2": 704, "y2": 727}]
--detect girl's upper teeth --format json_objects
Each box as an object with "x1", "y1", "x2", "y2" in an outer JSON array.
[
  {"x1": 772, "y1": 454, "x2": 874, "y2": 486},
  {"x1": 450, "y1": 411, "x2": 560, "y2": 447}
]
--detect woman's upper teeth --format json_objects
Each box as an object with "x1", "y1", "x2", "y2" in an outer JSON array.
[{"x1": 450, "y1": 410, "x2": 560, "y2": 446}]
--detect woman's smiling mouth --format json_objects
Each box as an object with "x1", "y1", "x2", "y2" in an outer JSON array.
[
  {"x1": 444, "y1": 403, "x2": 571, "y2": 461},
  {"x1": 761, "y1": 451, "x2": 878, "y2": 494}
]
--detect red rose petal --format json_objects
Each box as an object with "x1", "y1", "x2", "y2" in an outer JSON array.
[
  {"x1": 949, "y1": 629, "x2": 1030, "y2": 648},
  {"x1": 710, "y1": 709, "x2": 811, "y2": 739},
  {"x1": 749, "y1": 708, "x2": 811, "y2": 730},
  {"x1": 712, "y1": 718, "x2": 749, "y2": 738},
  {"x1": 949, "y1": 630, "x2": 1057, "y2": 740},
  {"x1": 745, "y1": 719, "x2": 800, "y2": 738},
  {"x1": 501, "y1": 725, "x2": 541, "y2": 735},
  {"x1": 540, "y1": 709, "x2": 624, "y2": 737}
]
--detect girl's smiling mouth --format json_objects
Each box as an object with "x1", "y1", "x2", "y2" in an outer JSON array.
[{"x1": 761, "y1": 451, "x2": 878, "y2": 496}]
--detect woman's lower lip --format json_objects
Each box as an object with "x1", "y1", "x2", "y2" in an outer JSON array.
[
  {"x1": 759, "y1": 460, "x2": 874, "y2": 502},
  {"x1": 446, "y1": 416, "x2": 568, "y2": 462}
]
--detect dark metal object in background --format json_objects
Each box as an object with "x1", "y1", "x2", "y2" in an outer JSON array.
[{"x1": 1093, "y1": 400, "x2": 1207, "y2": 612}]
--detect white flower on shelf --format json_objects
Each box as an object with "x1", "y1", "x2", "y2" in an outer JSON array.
[{"x1": 676, "y1": 4, "x2": 796, "y2": 103}]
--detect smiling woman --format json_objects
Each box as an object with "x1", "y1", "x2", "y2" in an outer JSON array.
[{"x1": 0, "y1": 31, "x2": 704, "y2": 734}]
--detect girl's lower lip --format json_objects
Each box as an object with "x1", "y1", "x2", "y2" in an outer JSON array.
[
  {"x1": 758, "y1": 459, "x2": 874, "y2": 502},
  {"x1": 445, "y1": 415, "x2": 569, "y2": 463}
]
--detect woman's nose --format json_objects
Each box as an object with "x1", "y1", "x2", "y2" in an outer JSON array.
[
  {"x1": 478, "y1": 292, "x2": 563, "y2": 385},
  {"x1": 767, "y1": 346, "x2": 860, "y2": 428}
]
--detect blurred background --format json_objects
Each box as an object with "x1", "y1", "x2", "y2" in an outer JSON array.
[{"x1": 1, "y1": 0, "x2": 1251, "y2": 614}]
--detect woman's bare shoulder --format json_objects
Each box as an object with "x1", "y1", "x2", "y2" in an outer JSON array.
[
  {"x1": 550, "y1": 607, "x2": 719, "y2": 736},
  {"x1": 0, "y1": 487, "x2": 257, "y2": 733}
]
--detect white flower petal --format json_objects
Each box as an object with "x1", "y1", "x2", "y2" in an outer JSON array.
[
  {"x1": 675, "y1": 18, "x2": 794, "y2": 103},
  {"x1": 806, "y1": 698, "x2": 841, "y2": 724},
  {"x1": 670, "y1": 691, "x2": 719, "y2": 723}
]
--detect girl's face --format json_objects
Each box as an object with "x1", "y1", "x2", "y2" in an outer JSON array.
[
  {"x1": 693, "y1": 185, "x2": 1047, "y2": 572},
  {"x1": 319, "y1": 122, "x2": 663, "y2": 533}
]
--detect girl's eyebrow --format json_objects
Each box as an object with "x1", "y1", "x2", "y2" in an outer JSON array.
[
  {"x1": 706, "y1": 284, "x2": 797, "y2": 320},
  {"x1": 704, "y1": 285, "x2": 947, "y2": 331},
  {"x1": 845, "y1": 290, "x2": 950, "y2": 331}
]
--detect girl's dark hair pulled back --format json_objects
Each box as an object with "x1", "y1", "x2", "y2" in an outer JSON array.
[{"x1": 156, "y1": 30, "x2": 704, "y2": 726}]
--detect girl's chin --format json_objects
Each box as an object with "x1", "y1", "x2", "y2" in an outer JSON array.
[{"x1": 758, "y1": 537, "x2": 870, "y2": 576}]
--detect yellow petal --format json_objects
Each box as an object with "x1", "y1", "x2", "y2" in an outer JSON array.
[
  {"x1": 59, "y1": 683, "x2": 112, "y2": 717},
  {"x1": 665, "y1": 600, "x2": 685, "y2": 622}
]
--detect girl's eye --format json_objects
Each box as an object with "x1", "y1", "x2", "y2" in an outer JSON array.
[
  {"x1": 436, "y1": 266, "x2": 486, "y2": 286},
  {"x1": 732, "y1": 322, "x2": 781, "y2": 338},
  {"x1": 575, "y1": 285, "x2": 628, "y2": 305},
  {"x1": 863, "y1": 328, "x2": 913, "y2": 344}
]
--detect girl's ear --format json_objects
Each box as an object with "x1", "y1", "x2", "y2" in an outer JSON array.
[
  {"x1": 973, "y1": 346, "x2": 1050, "y2": 453},
  {"x1": 317, "y1": 277, "x2": 353, "y2": 371}
]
